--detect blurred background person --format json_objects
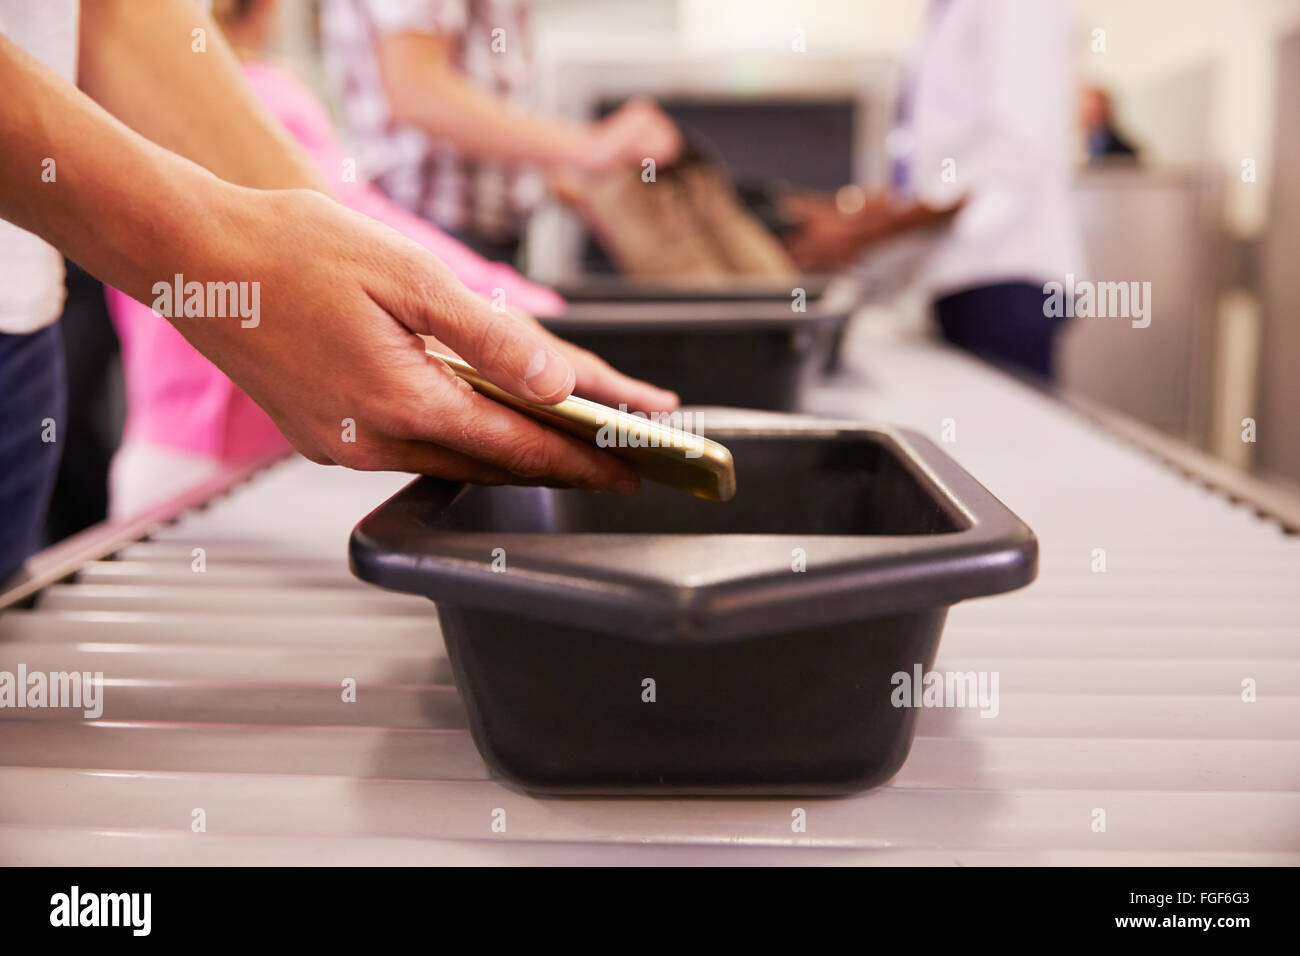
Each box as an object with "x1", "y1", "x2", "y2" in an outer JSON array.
[
  {"x1": 106, "y1": 0, "x2": 673, "y2": 519},
  {"x1": 1079, "y1": 85, "x2": 1140, "y2": 165},
  {"x1": 319, "y1": 0, "x2": 683, "y2": 264},
  {"x1": 784, "y1": 0, "x2": 1085, "y2": 381},
  {"x1": 43, "y1": 258, "x2": 120, "y2": 542}
]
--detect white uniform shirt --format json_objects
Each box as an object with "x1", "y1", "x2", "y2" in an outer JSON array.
[
  {"x1": 894, "y1": 0, "x2": 1086, "y2": 298},
  {"x1": 0, "y1": 0, "x2": 80, "y2": 334}
]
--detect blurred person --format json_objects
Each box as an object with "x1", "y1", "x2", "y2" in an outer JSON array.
[
  {"x1": 785, "y1": 0, "x2": 1085, "y2": 381},
  {"x1": 108, "y1": 0, "x2": 611, "y2": 517},
  {"x1": 1079, "y1": 85, "x2": 1139, "y2": 164},
  {"x1": 44, "y1": 257, "x2": 121, "y2": 541},
  {"x1": 319, "y1": 0, "x2": 682, "y2": 263},
  {"x1": 0, "y1": 0, "x2": 675, "y2": 586}
]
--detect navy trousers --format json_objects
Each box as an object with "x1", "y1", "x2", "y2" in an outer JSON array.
[
  {"x1": 0, "y1": 324, "x2": 66, "y2": 586},
  {"x1": 933, "y1": 282, "x2": 1066, "y2": 382}
]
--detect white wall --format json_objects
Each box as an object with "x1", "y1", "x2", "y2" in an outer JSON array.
[{"x1": 1074, "y1": 0, "x2": 1300, "y2": 235}]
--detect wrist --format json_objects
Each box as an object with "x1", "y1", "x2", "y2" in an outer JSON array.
[
  {"x1": 124, "y1": 163, "x2": 245, "y2": 300},
  {"x1": 556, "y1": 122, "x2": 605, "y2": 171}
]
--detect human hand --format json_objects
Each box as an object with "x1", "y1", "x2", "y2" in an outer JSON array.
[
  {"x1": 421, "y1": 305, "x2": 679, "y2": 414},
  {"x1": 784, "y1": 188, "x2": 959, "y2": 270},
  {"x1": 167, "y1": 185, "x2": 674, "y2": 490},
  {"x1": 781, "y1": 192, "x2": 877, "y2": 270},
  {"x1": 577, "y1": 96, "x2": 683, "y2": 175},
  {"x1": 509, "y1": 307, "x2": 680, "y2": 412}
]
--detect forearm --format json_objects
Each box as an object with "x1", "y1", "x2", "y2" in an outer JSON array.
[
  {"x1": 870, "y1": 199, "x2": 960, "y2": 241},
  {"x1": 378, "y1": 33, "x2": 587, "y2": 167},
  {"x1": 842, "y1": 196, "x2": 961, "y2": 252},
  {"x1": 0, "y1": 31, "x2": 252, "y2": 304},
  {"x1": 77, "y1": 0, "x2": 327, "y2": 192}
]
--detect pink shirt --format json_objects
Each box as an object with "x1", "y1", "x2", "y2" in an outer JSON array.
[{"x1": 108, "y1": 59, "x2": 564, "y2": 464}]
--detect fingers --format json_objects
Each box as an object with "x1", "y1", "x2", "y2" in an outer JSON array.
[
  {"x1": 783, "y1": 217, "x2": 854, "y2": 270},
  {"x1": 500, "y1": 306, "x2": 678, "y2": 412},
  {"x1": 781, "y1": 193, "x2": 830, "y2": 222},
  {"x1": 292, "y1": 334, "x2": 639, "y2": 492},
  {"x1": 401, "y1": 359, "x2": 641, "y2": 494},
  {"x1": 622, "y1": 96, "x2": 683, "y2": 165},
  {"x1": 784, "y1": 236, "x2": 823, "y2": 271},
  {"x1": 553, "y1": 340, "x2": 680, "y2": 413},
  {"x1": 364, "y1": 250, "x2": 657, "y2": 493},
  {"x1": 328, "y1": 431, "x2": 614, "y2": 493},
  {"x1": 549, "y1": 168, "x2": 586, "y2": 205},
  {"x1": 334, "y1": 436, "x2": 518, "y2": 483},
  {"x1": 417, "y1": 332, "x2": 460, "y2": 360},
  {"x1": 588, "y1": 98, "x2": 682, "y2": 172},
  {"x1": 371, "y1": 253, "x2": 577, "y2": 405}
]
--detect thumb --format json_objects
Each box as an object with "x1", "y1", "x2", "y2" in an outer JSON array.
[{"x1": 373, "y1": 252, "x2": 576, "y2": 404}]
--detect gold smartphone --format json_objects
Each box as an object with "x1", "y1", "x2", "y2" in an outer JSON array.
[{"x1": 428, "y1": 350, "x2": 736, "y2": 501}]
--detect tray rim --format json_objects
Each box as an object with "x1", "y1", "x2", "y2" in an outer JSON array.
[
  {"x1": 543, "y1": 300, "x2": 849, "y2": 333},
  {"x1": 349, "y1": 415, "x2": 1038, "y2": 643}
]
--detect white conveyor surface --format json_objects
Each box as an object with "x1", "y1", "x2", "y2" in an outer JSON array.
[{"x1": 1, "y1": 332, "x2": 1297, "y2": 865}]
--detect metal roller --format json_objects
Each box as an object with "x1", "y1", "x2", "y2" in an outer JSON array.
[{"x1": 1, "y1": 333, "x2": 1297, "y2": 864}]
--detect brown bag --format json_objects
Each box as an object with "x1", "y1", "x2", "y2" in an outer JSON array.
[
  {"x1": 561, "y1": 157, "x2": 797, "y2": 282},
  {"x1": 676, "y1": 162, "x2": 797, "y2": 279}
]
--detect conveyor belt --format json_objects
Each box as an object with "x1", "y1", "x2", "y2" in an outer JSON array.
[{"x1": 2, "y1": 331, "x2": 1297, "y2": 865}]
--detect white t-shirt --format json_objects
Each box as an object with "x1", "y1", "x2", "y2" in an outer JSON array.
[
  {"x1": 0, "y1": 0, "x2": 80, "y2": 334},
  {"x1": 894, "y1": 0, "x2": 1086, "y2": 297}
]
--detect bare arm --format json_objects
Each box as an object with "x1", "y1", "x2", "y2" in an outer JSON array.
[
  {"x1": 783, "y1": 192, "x2": 959, "y2": 271},
  {"x1": 377, "y1": 31, "x2": 680, "y2": 172},
  {"x1": 0, "y1": 28, "x2": 221, "y2": 303},
  {"x1": 77, "y1": 0, "x2": 328, "y2": 193},
  {"x1": 378, "y1": 31, "x2": 587, "y2": 167},
  {"x1": 0, "y1": 24, "x2": 661, "y2": 491}
]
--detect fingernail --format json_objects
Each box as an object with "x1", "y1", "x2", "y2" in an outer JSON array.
[{"x1": 524, "y1": 347, "x2": 573, "y2": 402}]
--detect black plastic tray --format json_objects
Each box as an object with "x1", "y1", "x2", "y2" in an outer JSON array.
[
  {"x1": 552, "y1": 275, "x2": 832, "y2": 303},
  {"x1": 350, "y1": 411, "x2": 1037, "y2": 795},
  {"x1": 542, "y1": 301, "x2": 848, "y2": 411}
]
